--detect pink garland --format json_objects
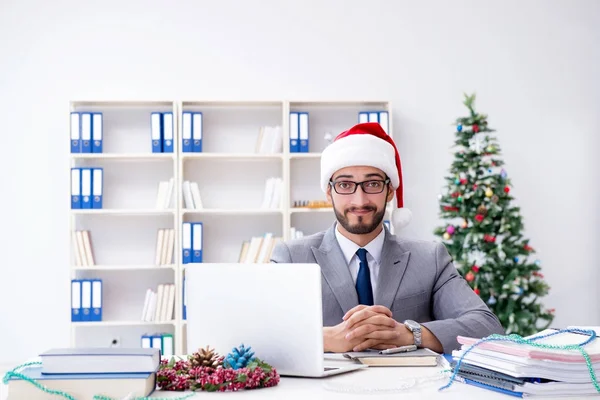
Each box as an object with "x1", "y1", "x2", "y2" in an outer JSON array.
[{"x1": 156, "y1": 358, "x2": 280, "y2": 392}]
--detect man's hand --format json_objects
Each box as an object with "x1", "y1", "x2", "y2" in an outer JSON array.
[{"x1": 324, "y1": 305, "x2": 399, "y2": 353}]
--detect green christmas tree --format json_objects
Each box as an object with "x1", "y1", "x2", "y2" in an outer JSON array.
[{"x1": 434, "y1": 93, "x2": 554, "y2": 336}]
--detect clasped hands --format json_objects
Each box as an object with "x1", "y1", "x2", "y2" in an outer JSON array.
[{"x1": 323, "y1": 305, "x2": 414, "y2": 353}]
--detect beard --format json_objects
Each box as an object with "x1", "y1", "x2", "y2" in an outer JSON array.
[{"x1": 333, "y1": 201, "x2": 386, "y2": 235}]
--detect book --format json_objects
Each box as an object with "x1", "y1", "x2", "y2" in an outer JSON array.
[
  {"x1": 39, "y1": 348, "x2": 160, "y2": 374},
  {"x1": 6, "y1": 366, "x2": 156, "y2": 400},
  {"x1": 342, "y1": 348, "x2": 439, "y2": 367}
]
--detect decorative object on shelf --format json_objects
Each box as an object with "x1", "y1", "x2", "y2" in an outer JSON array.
[
  {"x1": 324, "y1": 131, "x2": 334, "y2": 146},
  {"x1": 157, "y1": 344, "x2": 280, "y2": 392},
  {"x1": 292, "y1": 200, "x2": 332, "y2": 208}
]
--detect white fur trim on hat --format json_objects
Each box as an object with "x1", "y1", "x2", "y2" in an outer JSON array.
[{"x1": 320, "y1": 134, "x2": 399, "y2": 192}]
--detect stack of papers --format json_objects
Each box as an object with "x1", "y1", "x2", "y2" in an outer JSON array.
[{"x1": 450, "y1": 327, "x2": 600, "y2": 397}]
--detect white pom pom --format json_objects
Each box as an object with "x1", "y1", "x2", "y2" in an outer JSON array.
[{"x1": 392, "y1": 208, "x2": 413, "y2": 230}]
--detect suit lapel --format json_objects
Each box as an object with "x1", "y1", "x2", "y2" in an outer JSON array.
[
  {"x1": 311, "y1": 224, "x2": 358, "y2": 315},
  {"x1": 375, "y1": 230, "x2": 411, "y2": 309}
]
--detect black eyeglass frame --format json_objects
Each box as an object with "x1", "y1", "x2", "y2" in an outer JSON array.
[{"x1": 329, "y1": 178, "x2": 391, "y2": 195}]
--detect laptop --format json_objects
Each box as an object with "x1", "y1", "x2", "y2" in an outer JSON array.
[{"x1": 185, "y1": 263, "x2": 368, "y2": 377}]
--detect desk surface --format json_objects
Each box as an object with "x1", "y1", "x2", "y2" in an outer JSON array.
[{"x1": 0, "y1": 358, "x2": 594, "y2": 400}]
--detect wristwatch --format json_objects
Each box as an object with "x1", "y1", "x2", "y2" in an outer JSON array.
[{"x1": 404, "y1": 319, "x2": 422, "y2": 347}]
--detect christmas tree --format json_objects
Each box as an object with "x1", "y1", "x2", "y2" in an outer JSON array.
[{"x1": 434, "y1": 93, "x2": 554, "y2": 336}]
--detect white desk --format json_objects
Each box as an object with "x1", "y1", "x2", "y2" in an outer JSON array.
[{"x1": 1, "y1": 358, "x2": 595, "y2": 400}]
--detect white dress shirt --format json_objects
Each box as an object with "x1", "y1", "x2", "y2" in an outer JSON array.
[{"x1": 334, "y1": 225, "x2": 385, "y2": 297}]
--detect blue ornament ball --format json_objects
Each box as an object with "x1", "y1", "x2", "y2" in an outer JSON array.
[
  {"x1": 514, "y1": 256, "x2": 519, "y2": 262},
  {"x1": 535, "y1": 259, "x2": 541, "y2": 266},
  {"x1": 457, "y1": 124, "x2": 463, "y2": 132},
  {"x1": 488, "y1": 296, "x2": 496, "y2": 305},
  {"x1": 501, "y1": 169, "x2": 508, "y2": 179}
]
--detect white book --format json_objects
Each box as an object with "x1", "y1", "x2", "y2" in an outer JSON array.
[
  {"x1": 269, "y1": 178, "x2": 282, "y2": 209},
  {"x1": 259, "y1": 126, "x2": 274, "y2": 154},
  {"x1": 271, "y1": 125, "x2": 283, "y2": 153},
  {"x1": 141, "y1": 289, "x2": 152, "y2": 321},
  {"x1": 163, "y1": 229, "x2": 175, "y2": 265},
  {"x1": 165, "y1": 284, "x2": 175, "y2": 321},
  {"x1": 154, "y1": 284, "x2": 164, "y2": 322},
  {"x1": 189, "y1": 182, "x2": 203, "y2": 209},
  {"x1": 155, "y1": 181, "x2": 168, "y2": 209},
  {"x1": 82, "y1": 231, "x2": 95, "y2": 266},
  {"x1": 154, "y1": 229, "x2": 164, "y2": 266},
  {"x1": 72, "y1": 232, "x2": 83, "y2": 267},
  {"x1": 76, "y1": 231, "x2": 87, "y2": 266},
  {"x1": 146, "y1": 291, "x2": 157, "y2": 322},
  {"x1": 164, "y1": 177, "x2": 174, "y2": 209},
  {"x1": 256, "y1": 233, "x2": 273, "y2": 264},
  {"x1": 261, "y1": 178, "x2": 275, "y2": 209},
  {"x1": 244, "y1": 237, "x2": 263, "y2": 263},
  {"x1": 182, "y1": 181, "x2": 195, "y2": 209},
  {"x1": 160, "y1": 284, "x2": 172, "y2": 322}
]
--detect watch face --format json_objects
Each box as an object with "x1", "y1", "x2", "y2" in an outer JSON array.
[{"x1": 405, "y1": 320, "x2": 419, "y2": 330}]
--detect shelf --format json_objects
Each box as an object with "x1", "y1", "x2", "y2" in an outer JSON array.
[
  {"x1": 289, "y1": 153, "x2": 321, "y2": 159},
  {"x1": 71, "y1": 209, "x2": 175, "y2": 216},
  {"x1": 182, "y1": 153, "x2": 283, "y2": 161},
  {"x1": 290, "y1": 208, "x2": 333, "y2": 213},
  {"x1": 72, "y1": 320, "x2": 176, "y2": 327},
  {"x1": 72, "y1": 264, "x2": 176, "y2": 271},
  {"x1": 71, "y1": 153, "x2": 175, "y2": 161},
  {"x1": 182, "y1": 208, "x2": 283, "y2": 216}
]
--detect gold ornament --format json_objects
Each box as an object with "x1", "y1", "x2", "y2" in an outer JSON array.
[
  {"x1": 477, "y1": 205, "x2": 488, "y2": 215},
  {"x1": 486, "y1": 145, "x2": 495, "y2": 152},
  {"x1": 443, "y1": 232, "x2": 451, "y2": 240},
  {"x1": 189, "y1": 346, "x2": 223, "y2": 369},
  {"x1": 485, "y1": 188, "x2": 493, "y2": 197}
]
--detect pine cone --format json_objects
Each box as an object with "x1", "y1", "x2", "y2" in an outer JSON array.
[
  {"x1": 477, "y1": 205, "x2": 488, "y2": 215},
  {"x1": 189, "y1": 346, "x2": 223, "y2": 369},
  {"x1": 224, "y1": 344, "x2": 256, "y2": 370}
]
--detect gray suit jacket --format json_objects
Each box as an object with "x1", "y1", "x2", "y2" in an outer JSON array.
[{"x1": 270, "y1": 223, "x2": 504, "y2": 353}]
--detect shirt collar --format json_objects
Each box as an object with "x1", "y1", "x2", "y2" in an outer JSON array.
[{"x1": 334, "y1": 223, "x2": 385, "y2": 265}]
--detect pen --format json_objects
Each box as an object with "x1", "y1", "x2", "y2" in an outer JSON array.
[{"x1": 379, "y1": 344, "x2": 417, "y2": 355}]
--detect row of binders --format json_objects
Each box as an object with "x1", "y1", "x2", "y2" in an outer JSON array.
[
  {"x1": 182, "y1": 222, "x2": 203, "y2": 264},
  {"x1": 71, "y1": 168, "x2": 103, "y2": 209},
  {"x1": 238, "y1": 232, "x2": 281, "y2": 263},
  {"x1": 70, "y1": 112, "x2": 103, "y2": 153},
  {"x1": 141, "y1": 332, "x2": 174, "y2": 357},
  {"x1": 71, "y1": 279, "x2": 102, "y2": 321},
  {"x1": 141, "y1": 283, "x2": 175, "y2": 322},
  {"x1": 151, "y1": 112, "x2": 175, "y2": 153},
  {"x1": 181, "y1": 111, "x2": 203, "y2": 152},
  {"x1": 359, "y1": 110, "x2": 389, "y2": 134},
  {"x1": 72, "y1": 230, "x2": 95, "y2": 266}
]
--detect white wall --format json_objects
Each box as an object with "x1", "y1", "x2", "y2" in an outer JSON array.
[{"x1": 0, "y1": 0, "x2": 598, "y2": 364}]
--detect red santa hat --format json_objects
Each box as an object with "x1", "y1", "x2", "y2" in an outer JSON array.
[{"x1": 320, "y1": 122, "x2": 412, "y2": 231}]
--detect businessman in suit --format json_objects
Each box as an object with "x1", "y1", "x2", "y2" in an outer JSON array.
[{"x1": 271, "y1": 122, "x2": 504, "y2": 354}]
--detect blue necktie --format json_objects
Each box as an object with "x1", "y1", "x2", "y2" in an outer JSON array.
[{"x1": 355, "y1": 248, "x2": 374, "y2": 306}]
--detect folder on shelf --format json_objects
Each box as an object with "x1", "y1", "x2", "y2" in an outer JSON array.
[
  {"x1": 299, "y1": 112, "x2": 309, "y2": 153},
  {"x1": 378, "y1": 111, "x2": 389, "y2": 134},
  {"x1": 162, "y1": 334, "x2": 174, "y2": 357},
  {"x1": 70, "y1": 112, "x2": 81, "y2": 153},
  {"x1": 183, "y1": 276, "x2": 187, "y2": 320},
  {"x1": 151, "y1": 335, "x2": 163, "y2": 353},
  {"x1": 141, "y1": 334, "x2": 152, "y2": 349},
  {"x1": 192, "y1": 112, "x2": 202, "y2": 152},
  {"x1": 81, "y1": 280, "x2": 92, "y2": 322},
  {"x1": 80, "y1": 168, "x2": 92, "y2": 209},
  {"x1": 71, "y1": 280, "x2": 82, "y2": 322},
  {"x1": 92, "y1": 168, "x2": 103, "y2": 209},
  {"x1": 182, "y1": 111, "x2": 193, "y2": 152},
  {"x1": 182, "y1": 222, "x2": 192, "y2": 264},
  {"x1": 81, "y1": 112, "x2": 92, "y2": 153},
  {"x1": 162, "y1": 112, "x2": 174, "y2": 153},
  {"x1": 289, "y1": 112, "x2": 299, "y2": 153},
  {"x1": 192, "y1": 222, "x2": 203, "y2": 263},
  {"x1": 71, "y1": 168, "x2": 81, "y2": 209},
  {"x1": 91, "y1": 279, "x2": 102, "y2": 322},
  {"x1": 358, "y1": 111, "x2": 369, "y2": 123},
  {"x1": 368, "y1": 111, "x2": 379, "y2": 123},
  {"x1": 151, "y1": 112, "x2": 162, "y2": 153},
  {"x1": 92, "y1": 112, "x2": 103, "y2": 153}
]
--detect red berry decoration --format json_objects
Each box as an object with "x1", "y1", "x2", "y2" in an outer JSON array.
[
  {"x1": 504, "y1": 186, "x2": 510, "y2": 193},
  {"x1": 465, "y1": 271, "x2": 475, "y2": 282},
  {"x1": 474, "y1": 288, "x2": 480, "y2": 295},
  {"x1": 524, "y1": 244, "x2": 533, "y2": 251},
  {"x1": 484, "y1": 234, "x2": 496, "y2": 243},
  {"x1": 460, "y1": 178, "x2": 467, "y2": 185},
  {"x1": 475, "y1": 214, "x2": 484, "y2": 222},
  {"x1": 472, "y1": 265, "x2": 480, "y2": 273},
  {"x1": 473, "y1": 124, "x2": 480, "y2": 133}
]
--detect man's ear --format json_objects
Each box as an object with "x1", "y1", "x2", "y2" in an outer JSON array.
[
  {"x1": 326, "y1": 185, "x2": 333, "y2": 203},
  {"x1": 386, "y1": 186, "x2": 395, "y2": 203}
]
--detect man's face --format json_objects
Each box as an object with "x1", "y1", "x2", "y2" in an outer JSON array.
[{"x1": 326, "y1": 166, "x2": 394, "y2": 235}]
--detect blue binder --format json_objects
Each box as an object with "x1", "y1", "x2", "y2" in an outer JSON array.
[
  {"x1": 80, "y1": 279, "x2": 92, "y2": 322},
  {"x1": 80, "y1": 168, "x2": 93, "y2": 209},
  {"x1": 182, "y1": 112, "x2": 193, "y2": 152},
  {"x1": 183, "y1": 276, "x2": 187, "y2": 320},
  {"x1": 162, "y1": 112, "x2": 174, "y2": 153},
  {"x1": 70, "y1": 112, "x2": 81, "y2": 153},
  {"x1": 358, "y1": 111, "x2": 369, "y2": 123},
  {"x1": 92, "y1": 168, "x2": 103, "y2": 209},
  {"x1": 81, "y1": 113, "x2": 93, "y2": 153},
  {"x1": 91, "y1": 279, "x2": 102, "y2": 322},
  {"x1": 182, "y1": 222, "x2": 192, "y2": 264},
  {"x1": 141, "y1": 334, "x2": 152, "y2": 348},
  {"x1": 71, "y1": 168, "x2": 82, "y2": 209},
  {"x1": 92, "y1": 112, "x2": 103, "y2": 153},
  {"x1": 192, "y1": 112, "x2": 203, "y2": 152},
  {"x1": 71, "y1": 279, "x2": 82, "y2": 322},
  {"x1": 192, "y1": 222, "x2": 203, "y2": 263},
  {"x1": 289, "y1": 112, "x2": 299, "y2": 153},
  {"x1": 151, "y1": 112, "x2": 163, "y2": 153},
  {"x1": 299, "y1": 112, "x2": 309, "y2": 153}
]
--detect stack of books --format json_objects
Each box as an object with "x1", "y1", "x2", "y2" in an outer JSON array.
[
  {"x1": 450, "y1": 327, "x2": 600, "y2": 397},
  {"x1": 5, "y1": 348, "x2": 160, "y2": 399}
]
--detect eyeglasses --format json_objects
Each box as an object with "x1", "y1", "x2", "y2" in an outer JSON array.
[{"x1": 329, "y1": 179, "x2": 390, "y2": 195}]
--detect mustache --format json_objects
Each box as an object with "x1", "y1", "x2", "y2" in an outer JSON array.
[{"x1": 346, "y1": 206, "x2": 377, "y2": 213}]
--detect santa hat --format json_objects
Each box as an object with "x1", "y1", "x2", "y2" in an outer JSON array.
[{"x1": 320, "y1": 122, "x2": 412, "y2": 231}]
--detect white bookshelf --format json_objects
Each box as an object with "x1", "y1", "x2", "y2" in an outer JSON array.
[{"x1": 69, "y1": 100, "x2": 392, "y2": 356}]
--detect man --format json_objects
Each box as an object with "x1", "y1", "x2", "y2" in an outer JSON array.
[{"x1": 270, "y1": 122, "x2": 504, "y2": 354}]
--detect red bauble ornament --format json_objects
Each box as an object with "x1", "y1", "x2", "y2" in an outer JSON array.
[
  {"x1": 465, "y1": 271, "x2": 475, "y2": 282},
  {"x1": 472, "y1": 265, "x2": 480, "y2": 273},
  {"x1": 473, "y1": 184, "x2": 478, "y2": 190},
  {"x1": 451, "y1": 192, "x2": 460, "y2": 198},
  {"x1": 524, "y1": 244, "x2": 533, "y2": 251},
  {"x1": 504, "y1": 186, "x2": 510, "y2": 193},
  {"x1": 443, "y1": 206, "x2": 459, "y2": 212},
  {"x1": 474, "y1": 288, "x2": 480, "y2": 295},
  {"x1": 473, "y1": 124, "x2": 480, "y2": 133},
  {"x1": 484, "y1": 234, "x2": 496, "y2": 243},
  {"x1": 475, "y1": 214, "x2": 484, "y2": 222},
  {"x1": 460, "y1": 178, "x2": 467, "y2": 185}
]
